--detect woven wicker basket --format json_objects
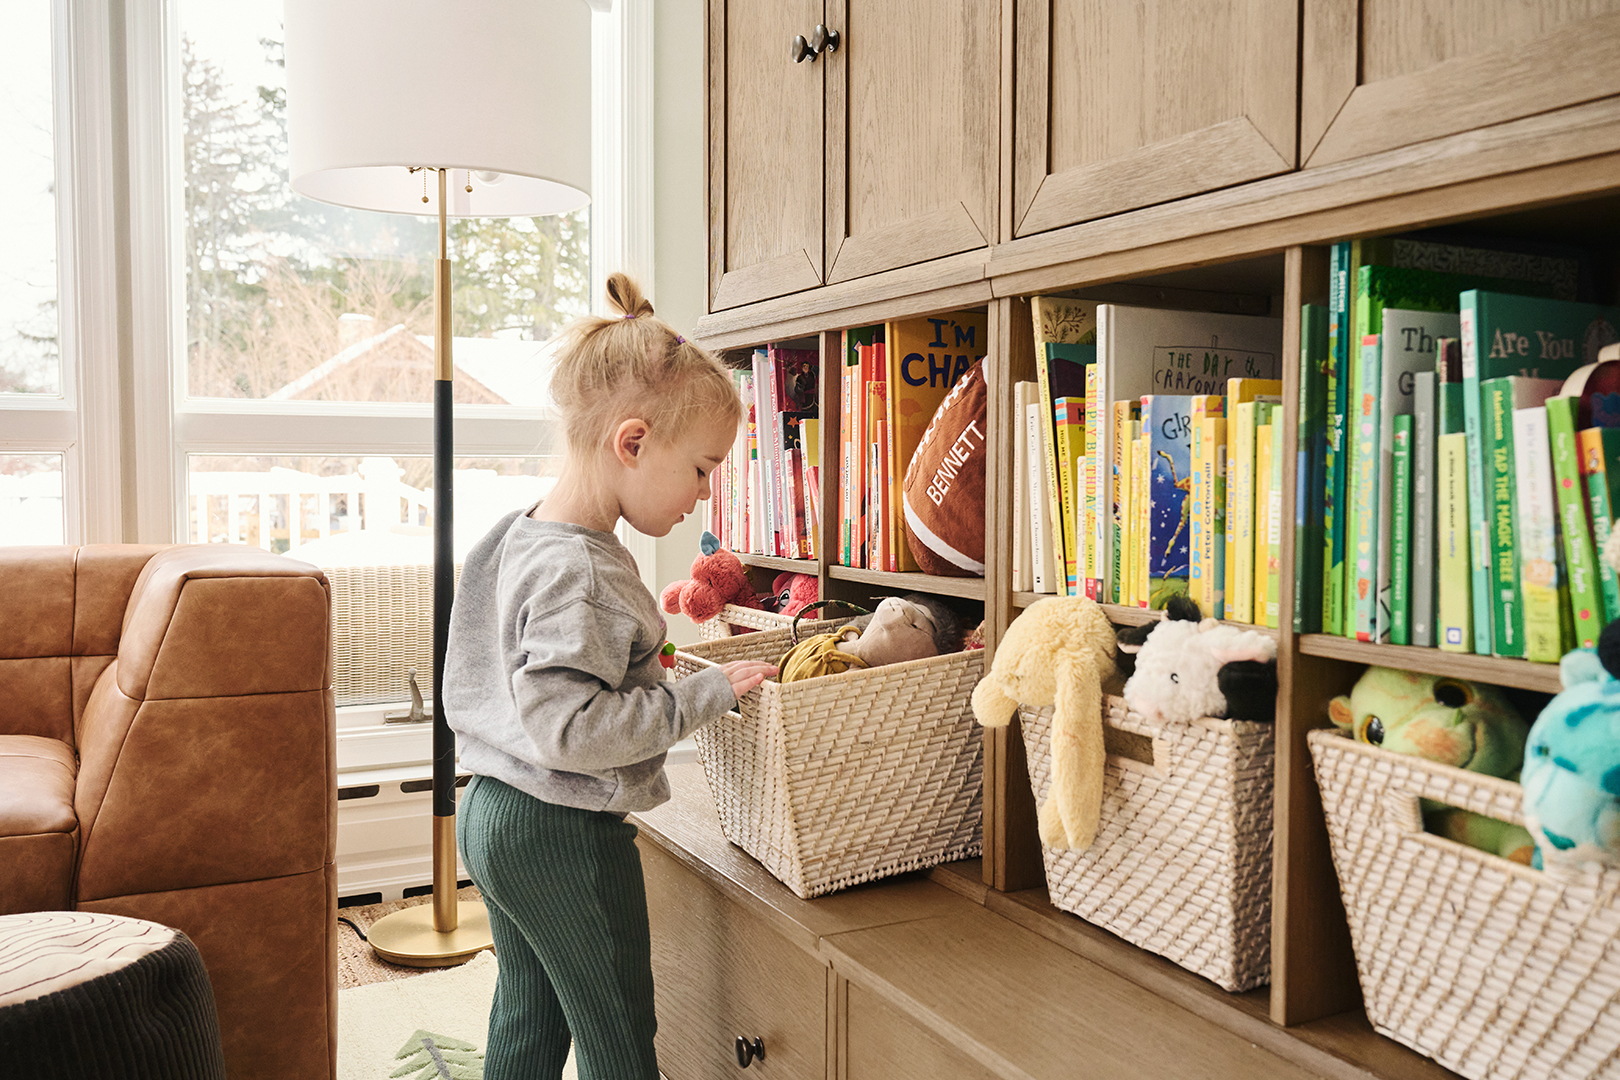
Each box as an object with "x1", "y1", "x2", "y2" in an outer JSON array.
[
  {"x1": 1310, "y1": 728, "x2": 1620, "y2": 1080},
  {"x1": 695, "y1": 605, "x2": 795, "y2": 642},
  {"x1": 1017, "y1": 696, "x2": 1275, "y2": 991},
  {"x1": 324, "y1": 563, "x2": 461, "y2": 707},
  {"x1": 673, "y1": 625, "x2": 985, "y2": 898}
]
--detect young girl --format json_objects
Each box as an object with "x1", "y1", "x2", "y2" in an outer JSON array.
[{"x1": 445, "y1": 273, "x2": 776, "y2": 1080}]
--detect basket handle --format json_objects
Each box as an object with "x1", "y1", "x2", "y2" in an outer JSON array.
[{"x1": 789, "y1": 600, "x2": 870, "y2": 643}]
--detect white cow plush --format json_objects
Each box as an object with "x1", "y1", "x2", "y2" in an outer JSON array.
[{"x1": 1122, "y1": 618, "x2": 1279, "y2": 725}]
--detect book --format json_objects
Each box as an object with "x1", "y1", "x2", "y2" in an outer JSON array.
[
  {"x1": 841, "y1": 325, "x2": 884, "y2": 566},
  {"x1": 1437, "y1": 431, "x2": 1473, "y2": 652},
  {"x1": 1031, "y1": 298, "x2": 1099, "y2": 594},
  {"x1": 1580, "y1": 427, "x2": 1620, "y2": 622},
  {"x1": 1084, "y1": 362, "x2": 1101, "y2": 598},
  {"x1": 1111, "y1": 399, "x2": 1140, "y2": 602},
  {"x1": 1189, "y1": 397, "x2": 1224, "y2": 616},
  {"x1": 1223, "y1": 378, "x2": 1285, "y2": 622},
  {"x1": 1297, "y1": 303, "x2": 1329, "y2": 633},
  {"x1": 1054, "y1": 395, "x2": 1085, "y2": 594},
  {"x1": 1437, "y1": 338, "x2": 1465, "y2": 435},
  {"x1": 1411, "y1": 372, "x2": 1438, "y2": 648},
  {"x1": 1547, "y1": 396, "x2": 1601, "y2": 649},
  {"x1": 1096, "y1": 305, "x2": 1282, "y2": 606},
  {"x1": 887, "y1": 312, "x2": 988, "y2": 572},
  {"x1": 1143, "y1": 394, "x2": 1210, "y2": 609},
  {"x1": 1137, "y1": 427, "x2": 1152, "y2": 606},
  {"x1": 1352, "y1": 336, "x2": 1381, "y2": 642},
  {"x1": 1326, "y1": 243, "x2": 1352, "y2": 639},
  {"x1": 867, "y1": 383, "x2": 889, "y2": 570},
  {"x1": 1263, "y1": 409, "x2": 1284, "y2": 628},
  {"x1": 1202, "y1": 416, "x2": 1229, "y2": 620},
  {"x1": 1391, "y1": 414, "x2": 1413, "y2": 645},
  {"x1": 1373, "y1": 310, "x2": 1460, "y2": 642},
  {"x1": 1461, "y1": 290, "x2": 1620, "y2": 654},
  {"x1": 1012, "y1": 382, "x2": 1035, "y2": 592},
  {"x1": 1355, "y1": 235, "x2": 1581, "y2": 301},
  {"x1": 1120, "y1": 424, "x2": 1137, "y2": 607},
  {"x1": 1027, "y1": 399, "x2": 1058, "y2": 594},
  {"x1": 1230, "y1": 400, "x2": 1261, "y2": 624},
  {"x1": 1481, "y1": 375, "x2": 1562, "y2": 657},
  {"x1": 1254, "y1": 412, "x2": 1274, "y2": 627},
  {"x1": 1512, "y1": 405, "x2": 1564, "y2": 662}
]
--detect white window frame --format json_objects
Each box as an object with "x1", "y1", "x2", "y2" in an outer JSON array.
[
  {"x1": 0, "y1": 0, "x2": 125, "y2": 545},
  {"x1": 124, "y1": 0, "x2": 655, "y2": 547}
]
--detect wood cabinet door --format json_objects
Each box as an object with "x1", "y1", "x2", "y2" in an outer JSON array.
[
  {"x1": 1011, "y1": 0, "x2": 1298, "y2": 238},
  {"x1": 822, "y1": 0, "x2": 998, "y2": 284},
  {"x1": 708, "y1": 0, "x2": 827, "y2": 312},
  {"x1": 1302, "y1": 1, "x2": 1620, "y2": 168},
  {"x1": 642, "y1": 842, "x2": 829, "y2": 1080}
]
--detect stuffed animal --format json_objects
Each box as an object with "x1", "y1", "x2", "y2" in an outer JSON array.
[
  {"x1": 903, "y1": 358, "x2": 987, "y2": 578},
  {"x1": 776, "y1": 596, "x2": 948, "y2": 682},
  {"x1": 1122, "y1": 617, "x2": 1278, "y2": 725},
  {"x1": 762, "y1": 572, "x2": 819, "y2": 618},
  {"x1": 659, "y1": 531, "x2": 761, "y2": 624},
  {"x1": 1329, "y1": 666, "x2": 1535, "y2": 864},
  {"x1": 971, "y1": 596, "x2": 1118, "y2": 851},
  {"x1": 1521, "y1": 627, "x2": 1620, "y2": 869},
  {"x1": 1113, "y1": 594, "x2": 1201, "y2": 680}
]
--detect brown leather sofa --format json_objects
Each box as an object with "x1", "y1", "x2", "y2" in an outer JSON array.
[{"x1": 0, "y1": 544, "x2": 337, "y2": 1080}]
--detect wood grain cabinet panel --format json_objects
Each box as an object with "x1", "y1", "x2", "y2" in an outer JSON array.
[
  {"x1": 1012, "y1": 0, "x2": 1298, "y2": 238},
  {"x1": 842, "y1": 985, "x2": 1000, "y2": 1080},
  {"x1": 708, "y1": 0, "x2": 826, "y2": 311},
  {"x1": 823, "y1": 0, "x2": 999, "y2": 284},
  {"x1": 1302, "y1": 0, "x2": 1620, "y2": 167},
  {"x1": 642, "y1": 841, "x2": 828, "y2": 1080}
]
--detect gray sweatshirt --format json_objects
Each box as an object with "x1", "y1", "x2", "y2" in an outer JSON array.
[{"x1": 444, "y1": 507, "x2": 736, "y2": 813}]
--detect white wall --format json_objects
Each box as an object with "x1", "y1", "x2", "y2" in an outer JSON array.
[{"x1": 649, "y1": 0, "x2": 708, "y2": 644}]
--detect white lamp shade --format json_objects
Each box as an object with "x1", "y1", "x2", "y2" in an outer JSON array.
[{"x1": 285, "y1": 0, "x2": 592, "y2": 218}]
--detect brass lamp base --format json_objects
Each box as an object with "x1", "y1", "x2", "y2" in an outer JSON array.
[{"x1": 367, "y1": 901, "x2": 493, "y2": 968}]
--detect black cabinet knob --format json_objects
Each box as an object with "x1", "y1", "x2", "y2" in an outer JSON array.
[
  {"x1": 810, "y1": 24, "x2": 840, "y2": 56},
  {"x1": 735, "y1": 1035, "x2": 765, "y2": 1068},
  {"x1": 791, "y1": 34, "x2": 813, "y2": 62}
]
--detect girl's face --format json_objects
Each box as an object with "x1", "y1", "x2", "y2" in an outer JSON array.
[{"x1": 615, "y1": 419, "x2": 735, "y2": 538}]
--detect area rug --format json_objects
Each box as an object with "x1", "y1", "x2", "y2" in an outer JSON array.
[{"x1": 337, "y1": 950, "x2": 578, "y2": 1080}]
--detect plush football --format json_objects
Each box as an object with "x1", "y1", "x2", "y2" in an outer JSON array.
[{"x1": 903, "y1": 358, "x2": 987, "y2": 577}]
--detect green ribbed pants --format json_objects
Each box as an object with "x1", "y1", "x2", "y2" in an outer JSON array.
[{"x1": 457, "y1": 775, "x2": 659, "y2": 1080}]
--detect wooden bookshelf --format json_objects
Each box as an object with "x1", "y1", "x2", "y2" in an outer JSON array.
[
  {"x1": 735, "y1": 553, "x2": 818, "y2": 575},
  {"x1": 1013, "y1": 594, "x2": 1286, "y2": 638},
  {"x1": 827, "y1": 564, "x2": 987, "y2": 602},
  {"x1": 1297, "y1": 635, "x2": 1563, "y2": 694}
]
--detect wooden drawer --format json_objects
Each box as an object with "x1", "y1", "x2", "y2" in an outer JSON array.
[
  {"x1": 641, "y1": 839, "x2": 828, "y2": 1080},
  {"x1": 843, "y1": 984, "x2": 999, "y2": 1080}
]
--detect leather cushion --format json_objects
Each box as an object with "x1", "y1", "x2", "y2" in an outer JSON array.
[
  {"x1": 73, "y1": 545, "x2": 163, "y2": 657},
  {"x1": 0, "y1": 547, "x2": 73, "y2": 659},
  {"x1": 0, "y1": 736, "x2": 78, "y2": 916}
]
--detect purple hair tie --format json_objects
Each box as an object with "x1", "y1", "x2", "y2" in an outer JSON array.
[
  {"x1": 623, "y1": 313, "x2": 636, "y2": 319},
  {"x1": 675, "y1": 335, "x2": 685, "y2": 345}
]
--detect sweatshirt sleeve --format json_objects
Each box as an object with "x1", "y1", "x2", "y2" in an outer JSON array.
[{"x1": 511, "y1": 596, "x2": 737, "y2": 771}]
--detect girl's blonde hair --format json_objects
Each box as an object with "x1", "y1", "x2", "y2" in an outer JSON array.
[{"x1": 550, "y1": 273, "x2": 742, "y2": 462}]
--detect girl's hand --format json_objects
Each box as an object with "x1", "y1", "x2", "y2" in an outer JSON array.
[{"x1": 721, "y1": 660, "x2": 777, "y2": 700}]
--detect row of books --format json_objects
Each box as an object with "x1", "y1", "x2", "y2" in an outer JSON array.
[
  {"x1": 708, "y1": 345, "x2": 820, "y2": 560},
  {"x1": 1296, "y1": 236, "x2": 1619, "y2": 662},
  {"x1": 835, "y1": 312, "x2": 988, "y2": 573},
  {"x1": 1010, "y1": 297, "x2": 1286, "y2": 623}
]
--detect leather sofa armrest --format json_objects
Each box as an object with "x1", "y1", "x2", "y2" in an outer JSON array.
[{"x1": 74, "y1": 545, "x2": 336, "y2": 903}]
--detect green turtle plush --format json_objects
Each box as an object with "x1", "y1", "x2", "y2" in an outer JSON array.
[{"x1": 1328, "y1": 666, "x2": 1536, "y2": 864}]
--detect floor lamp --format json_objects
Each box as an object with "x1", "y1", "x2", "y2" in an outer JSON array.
[{"x1": 284, "y1": 0, "x2": 595, "y2": 967}]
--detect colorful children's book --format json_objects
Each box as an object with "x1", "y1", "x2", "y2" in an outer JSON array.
[
  {"x1": 1027, "y1": 399, "x2": 1057, "y2": 594},
  {"x1": 1580, "y1": 427, "x2": 1620, "y2": 623},
  {"x1": 1054, "y1": 395, "x2": 1085, "y2": 595},
  {"x1": 1121, "y1": 423, "x2": 1138, "y2": 607},
  {"x1": 1438, "y1": 431, "x2": 1473, "y2": 653},
  {"x1": 1352, "y1": 336, "x2": 1381, "y2": 642},
  {"x1": 1326, "y1": 243, "x2": 1352, "y2": 639},
  {"x1": 1481, "y1": 375, "x2": 1563, "y2": 657},
  {"x1": 1223, "y1": 378, "x2": 1285, "y2": 623},
  {"x1": 1546, "y1": 397, "x2": 1602, "y2": 649},
  {"x1": 1189, "y1": 397, "x2": 1224, "y2": 616},
  {"x1": 1137, "y1": 427, "x2": 1152, "y2": 606},
  {"x1": 1391, "y1": 414, "x2": 1413, "y2": 645},
  {"x1": 1298, "y1": 303, "x2": 1329, "y2": 633},
  {"x1": 1201, "y1": 416, "x2": 1229, "y2": 620},
  {"x1": 1512, "y1": 405, "x2": 1564, "y2": 662},
  {"x1": 1265, "y1": 409, "x2": 1284, "y2": 628},
  {"x1": 887, "y1": 312, "x2": 988, "y2": 572},
  {"x1": 1411, "y1": 372, "x2": 1438, "y2": 648},
  {"x1": 1111, "y1": 399, "x2": 1140, "y2": 602},
  {"x1": 1083, "y1": 363, "x2": 1101, "y2": 598},
  {"x1": 1097, "y1": 306, "x2": 1282, "y2": 606},
  {"x1": 1032, "y1": 298, "x2": 1099, "y2": 594},
  {"x1": 1254, "y1": 413, "x2": 1274, "y2": 628},
  {"x1": 1231, "y1": 400, "x2": 1261, "y2": 624},
  {"x1": 841, "y1": 325, "x2": 884, "y2": 566},
  {"x1": 1461, "y1": 291, "x2": 1620, "y2": 654},
  {"x1": 1143, "y1": 395, "x2": 1210, "y2": 609},
  {"x1": 1373, "y1": 310, "x2": 1461, "y2": 642}
]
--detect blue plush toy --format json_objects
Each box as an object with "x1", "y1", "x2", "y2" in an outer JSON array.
[{"x1": 1522, "y1": 624, "x2": 1620, "y2": 869}]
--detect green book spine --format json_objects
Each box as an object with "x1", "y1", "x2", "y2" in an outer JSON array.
[
  {"x1": 1391, "y1": 414, "x2": 1413, "y2": 646},
  {"x1": 1437, "y1": 432, "x2": 1473, "y2": 652},
  {"x1": 1483, "y1": 378, "x2": 1525, "y2": 657},
  {"x1": 1353, "y1": 337, "x2": 1381, "y2": 642},
  {"x1": 1512, "y1": 405, "x2": 1562, "y2": 662},
  {"x1": 1580, "y1": 427, "x2": 1620, "y2": 624},
  {"x1": 1298, "y1": 304, "x2": 1328, "y2": 633},
  {"x1": 1548, "y1": 397, "x2": 1603, "y2": 649},
  {"x1": 1326, "y1": 245, "x2": 1351, "y2": 637}
]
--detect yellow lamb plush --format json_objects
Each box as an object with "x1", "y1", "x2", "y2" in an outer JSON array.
[{"x1": 970, "y1": 596, "x2": 1118, "y2": 851}]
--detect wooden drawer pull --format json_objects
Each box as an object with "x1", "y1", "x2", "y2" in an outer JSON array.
[{"x1": 734, "y1": 1035, "x2": 765, "y2": 1069}]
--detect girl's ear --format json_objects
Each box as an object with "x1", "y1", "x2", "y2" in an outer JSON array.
[{"x1": 613, "y1": 418, "x2": 650, "y2": 467}]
